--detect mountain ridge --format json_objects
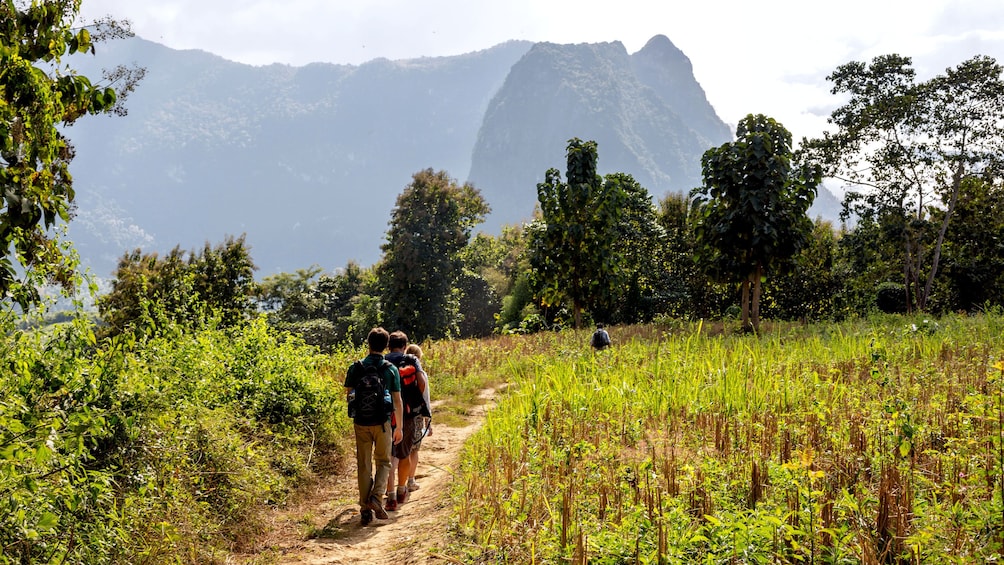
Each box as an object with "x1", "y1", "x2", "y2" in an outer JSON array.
[{"x1": 64, "y1": 34, "x2": 841, "y2": 278}]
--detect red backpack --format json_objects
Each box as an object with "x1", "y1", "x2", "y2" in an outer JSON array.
[{"x1": 394, "y1": 355, "x2": 430, "y2": 418}]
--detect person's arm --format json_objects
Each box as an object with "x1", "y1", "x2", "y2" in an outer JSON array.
[
  {"x1": 343, "y1": 362, "x2": 356, "y2": 401},
  {"x1": 391, "y1": 392, "x2": 404, "y2": 444}
]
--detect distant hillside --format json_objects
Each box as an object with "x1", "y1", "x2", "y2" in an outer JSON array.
[
  {"x1": 63, "y1": 35, "x2": 842, "y2": 278},
  {"x1": 67, "y1": 37, "x2": 533, "y2": 276}
]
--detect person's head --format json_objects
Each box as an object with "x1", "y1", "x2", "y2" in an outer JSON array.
[
  {"x1": 367, "y1": 327, "x2": 390, "y2": 353},
  {"x1": 388, "y1": 330, "x2": 409, "y2": 351},
  {"x1": 406, "y1": 343, "x2": 423, "y2": 359},
  {"x1": 596, "y1": 323, "x2": 604, "y2": 329}
]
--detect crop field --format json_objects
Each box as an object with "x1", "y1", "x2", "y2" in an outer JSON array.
[{"x1": 449, "y1": 315, "x2": 1004, "y2": 564}]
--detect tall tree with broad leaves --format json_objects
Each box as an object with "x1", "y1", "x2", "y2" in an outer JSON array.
[
  {"x1": 1, "y1": 2, "x2": 143, "y2": 308},
  {"x1": 528, "y1": 138, "x2": 626, "y2": 329},
  {"x1": 691, "y1": 114, "x2": 821, "y2": 332},
  {"x1": 802, "y1": 54, "x2": 1004, "y2": 312},
  {"x1": 379, "y1": 168, "x2": 489, "y2": 341},
  {"x1": 602, "y1": 172, "x2": 668, "y2": 324}
]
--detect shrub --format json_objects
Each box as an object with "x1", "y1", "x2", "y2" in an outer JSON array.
[{"x1": 876, "y1": 281, "x2": 907, "y2": 313}]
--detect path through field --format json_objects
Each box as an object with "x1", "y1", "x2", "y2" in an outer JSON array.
[{"x1": 246, "y1": 389, "x2": 496, "y2": 565}]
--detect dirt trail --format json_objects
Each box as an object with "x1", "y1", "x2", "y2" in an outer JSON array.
[{"x1": 245, "y1": 389, "x2": 495, "y2": 565}]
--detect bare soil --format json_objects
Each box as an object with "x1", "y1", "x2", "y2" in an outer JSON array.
[{"x1": 238, "y1": 389, "x2": 495, "y2": 565}]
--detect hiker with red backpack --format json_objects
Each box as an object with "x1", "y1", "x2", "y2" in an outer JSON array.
[
  {"x1": 383, "y1": 330, "x2": 430, "y2": 511},
  {"x1": 344, "y1": 327, "x2": 404, "y2": 526},
  {"x1": 405, "y1": 343, "x2": 431, "y2": 492}
]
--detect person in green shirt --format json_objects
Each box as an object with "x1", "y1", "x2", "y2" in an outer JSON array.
[{"x1": 344, "y1": 327, "x2": 404, "y2": 525}]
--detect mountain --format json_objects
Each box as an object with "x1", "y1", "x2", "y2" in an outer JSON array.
[
  {"x1": 63, "y1": 34, "x2": 841, "y2": 279},
  {"x1": 468, "y1": 35, "x2": 733, "y2": 226},
  {"x1": 67, "y1": 36, "x2": 533, "y2": 276}
]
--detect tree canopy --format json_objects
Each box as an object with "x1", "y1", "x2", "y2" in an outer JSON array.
[
  {"x1": 692, "y1": 114, "x2": 820, "y2": 332},
  {"x1": 1, "y1": 2, "x2": 142, "y2": 308},
  {"x1": 529, "y1": 138, "x2": 627, "y2": 329},
  {"x1": 379, "y1": 168, "x2": 489, "y2": 341},
  {"x1": 803, "y1": 54, "x2": 1004, "y2": 312},
  {"x1": 97, "y1": 235, "x2": 257, "y2": 338}
]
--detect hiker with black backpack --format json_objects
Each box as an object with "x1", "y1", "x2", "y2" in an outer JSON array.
[
  {"x1": 344, "y1": 327, "x2": 404, "y2": 526},
  {"x1": 591, "y1": 323, "x2": 611, "y2": 351},
  {"x1": 383, "y1": 330, "x2": 430, "y2": 511}
]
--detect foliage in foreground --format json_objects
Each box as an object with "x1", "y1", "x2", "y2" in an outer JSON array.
[
  {"x1": 453, "y1": 314, "x2": 1004, "y2": 563},
  {"x1": 0, "y1": 314, "x2": 347, "y2": 564}
]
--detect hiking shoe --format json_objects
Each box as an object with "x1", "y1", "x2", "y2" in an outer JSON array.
[
  {"x1": 396, "y1": 486, "x2": 409, "y2": 505},
  {"x1": 385, "y1": 497, "x2": 398, "y2": 512},
  {"x1": 368, "y1": 495, "x2": 389, "y2": 520},
  {"x1": 360, "y1": 508, "x2": 373, "y2": 526},
  {"x1": 407, "y1": 478, "x2": 420, "y2": 491}
]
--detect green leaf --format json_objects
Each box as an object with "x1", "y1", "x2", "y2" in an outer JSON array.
[
  {"x1": 36, "y1": 512, "x2": 58, "y2": 532},
  {"x1": 898, "y1": 440, "x2": 911, "y2": 457}
]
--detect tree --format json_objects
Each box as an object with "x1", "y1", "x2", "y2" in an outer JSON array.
[
  {"x1": 656, "y1": 192, "x2": 733, "y2": 319},
  {"x1": 1, "y1": 3, "x2": 142, "y2": 308},
  {"x1": 257, "y1": 266, "x2": 325, "y2": 322},
  {"x1": 529, "y1": 138, "x2": 626, "y2": 329},
  {"x1": 937, "y1": 175, "x2": 1004, "y2": 311},
  {"x1": 803, "y1": 54, "x2": 1004, "y2": 312},
  {"x1": 603, "y1": 173, "x2": 668, "y2": 324},
  {"x1": 190, "y1": 234, "x2": 257, "y2": 328},
  {"x1": 461, "y1": 226, "x2": 535, "y2": 333},
  {"x1": 98, "y1": 235, "x2": 257, "y2": 338},
  {"x1": 379, "y1": 169, "x2": 489, "y2": 341},
  {"x1": 691, "y1": 114, "x2": 821, "y2": 332},
  {"x1": 256, "y1": 261, "x2": 380, "y2": 349},
  {"x1": 762, "y1": 219, "x2": 840, "y2": 321}
]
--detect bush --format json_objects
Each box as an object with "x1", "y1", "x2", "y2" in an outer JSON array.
[
  {"x1": 876, "y1": 281, "x2": 908, "y2": 313},
  {"x1": 0, "y1": 312, "x2": 345, "y2": 563}
]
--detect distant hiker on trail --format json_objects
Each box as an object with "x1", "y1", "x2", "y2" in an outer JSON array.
[
  {"x1": 591, "y1": 323, "x2": 611, "y2": 351},
  {"x1": 405, "y1": 343, "x2": 432, "y2": 492},
  {"x1": 344, "y1": 327, "x2": 403, "y2": 526},
  {"x1": 383, "y1": 331, "x2": 430, "y2": 511}
]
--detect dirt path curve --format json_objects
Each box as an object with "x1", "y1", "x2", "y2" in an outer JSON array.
[{"x1": 245, "y1": 389, "x2": 496, "y2": 565}]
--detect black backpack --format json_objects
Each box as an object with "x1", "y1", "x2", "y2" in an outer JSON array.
[
  {"x1": 350, "y1": 360, "x2": 394, "y2": 426},
  {"x1": 591, "y1": 329, "x2": 610, "y2": 349},
  {"x1": 393, "y1": 354, "x2": 430, "y2": 418}
]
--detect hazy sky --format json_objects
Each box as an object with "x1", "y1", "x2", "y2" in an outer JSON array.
[{"x1": 78, "y1": 0, "x2": 1004, "y2": 143}]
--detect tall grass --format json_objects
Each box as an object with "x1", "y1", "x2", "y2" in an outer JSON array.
[{"x1": 451, "y1": 314, "x2": 1004, "y2": 563}]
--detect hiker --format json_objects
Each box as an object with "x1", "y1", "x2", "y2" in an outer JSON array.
[
  {"x1": 344, "y1": 327, "x2": 404, "y2": 526},
  {"x1": 383, "y1": 331, "x2": 429, "y2": 511},
  {"x1": 405, "y1": 343, "x2": 432, "y2": 492},
  {"x1": 591, "y1": 323, "x2": 611, "y2": 351}
]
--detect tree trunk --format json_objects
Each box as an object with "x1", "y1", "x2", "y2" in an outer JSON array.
[
  {"x1": 903, "y1": 235, "x2": 916, "y2": 314},
  {"x1": 921, "y1": 163, "x2": 965, "y2": 311},
  {"x1": 572, "y1": 302, "x2": 582, "y2": 330},
  {"x1": 738, "y1": 276, "x2": 755, "y2": 333},
  {"x1": 752, "y1": 265, "x2": 763, "y2": 333},
  {"x1": 740, "y1": 277, "x2": 751, "y2": 333}
]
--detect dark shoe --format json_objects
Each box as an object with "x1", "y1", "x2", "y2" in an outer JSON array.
[
  {"x1": 385, "y1": 497, "x2": 398, "y2": 512},
  {"x1": 368, "y1": 495, "x2": 389, "y2": 520},
  {"x1": 360, "y1": 508, "x2": 373, "y2": 526},
  {"x1": 396, "y1": 486, "x2": 409, "y2": 504}
]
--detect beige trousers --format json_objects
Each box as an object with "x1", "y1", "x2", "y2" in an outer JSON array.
[{"x1": 353, "y1": 421, "x2": 393, "y2": 507}]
